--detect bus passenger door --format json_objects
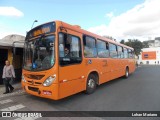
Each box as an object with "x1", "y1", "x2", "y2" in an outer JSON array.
[{"x1": 58, "y1": 32, "x2": 85, "y2": 99}]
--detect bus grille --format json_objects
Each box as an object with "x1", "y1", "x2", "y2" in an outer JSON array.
[
  {"x1": 28, "y1": 81, "x2": 41, "y2": 86},
  {"x1": 28, "y1": 86, "x2": 39, "y2": 92},
  {"x1": 25, "y1": 74, "x2": 45, "y2": 80}
]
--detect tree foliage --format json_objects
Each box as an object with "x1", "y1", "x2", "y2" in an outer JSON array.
[
  {"x1": 120, "y1": 39, "x2": 125, "y2": 44},
  {"x1": 142, "y1": 41, "x2": 149, "y2": 48}
]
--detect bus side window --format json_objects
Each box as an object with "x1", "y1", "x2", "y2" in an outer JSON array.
[
  {"x1": 124, "y1": 48, "x2": 128, "y2": 58},
  {"x1": 83, "y1": 35, "x2": 97, "y2": 58},
  {"x1": 128, "y1": 49, "x2": 134, "y2": 58},
  {"x1": 121, "y1": 47, "x2": 124, "y2": 58},
  {"x1": 70, "y1": 36, "x2": 81, "y2": 58},
  {"x1": 97, "y1": 39, "x2": 109, "y2": 58},
  {"x1": 109, "y1": 43, "x2": 118, "y2": 58},
  {"x1": 59, "y1": 33, "x2": 82, "y2": 66},
  {"x1": 117, "y1": 46, "x2": 124, "y2": 58},
  {"x1": 132, "y1": 50, "x2": 135, "y2": 58},
  {"x1": 59, "y1": 33, "x2": 65, "y2": 57}
]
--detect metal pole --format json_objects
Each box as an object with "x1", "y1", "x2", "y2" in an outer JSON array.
[{"x1": 31, "y1": 20, "x2": 38, "y2": 29}]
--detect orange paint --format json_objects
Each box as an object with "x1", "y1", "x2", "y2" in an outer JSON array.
[
  {"x1": 22, "y1": 21, "x2": 136, "y2": 100},
  {"x1": 33, "y1": 27, "x2": 50, "y2": 36},
  {"x1": 142, "y1": 51, "x2": 156, "y2": 60}
]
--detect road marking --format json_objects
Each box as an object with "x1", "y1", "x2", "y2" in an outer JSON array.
[
  {"x1": 14, "y1": 117, "x2": 39, "y2": 120},
  {"x1": 0, "y1": 104, "x2": 25, "y2": 111},
  {"x1": 0, "y1": 99, "x2": 13, "y2": 104},
  {"x1": 14, "y1": 118, "x2": 22, "y2": 120}
]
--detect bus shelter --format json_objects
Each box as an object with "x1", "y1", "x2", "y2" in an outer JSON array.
[{"x1": 0, "y1": 34, "x2": 25, "y2": 84}]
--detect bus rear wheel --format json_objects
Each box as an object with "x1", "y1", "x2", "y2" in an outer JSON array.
[
  {"x1": 124, "y1": 67, "x2": 129, "y2": 78},
  {"x1": 85, "y1": 74, "x2": 97, "y2": 94}
]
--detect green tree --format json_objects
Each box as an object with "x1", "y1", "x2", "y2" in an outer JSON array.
[
  {"x1": 124, "y1": 39, "x2": 143, "y2": 56},
  {"x1": 142, "y1": 41, "x2": 149, "y2": 48},
  {"x1": 120, "y1": 39, "x2": 125, "y2": 44}
]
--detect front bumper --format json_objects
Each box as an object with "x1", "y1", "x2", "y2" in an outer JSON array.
[{"x1": 22, "y1": 82, "x2": 59, "y2": 100}]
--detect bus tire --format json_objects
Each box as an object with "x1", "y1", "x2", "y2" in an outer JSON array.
[
  {"x1": 85, "y1": 74, "x2": 97, "y2": 94},
  {"x1": 124, "y1": 67, "x2": 129, "y2": 78}
]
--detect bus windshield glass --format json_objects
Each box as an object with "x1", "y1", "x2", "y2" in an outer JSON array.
[{"x1": 23, "y1": 35, "x2": 55, "y2": 71}]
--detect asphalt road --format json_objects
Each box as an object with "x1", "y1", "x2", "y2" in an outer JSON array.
[{"x1": 0, "y1": 65, "x2": 160, "y2": 120}]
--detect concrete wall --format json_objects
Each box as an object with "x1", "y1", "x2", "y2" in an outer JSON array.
[{"x1": 138, "y1": 47, "x2": 160, "y2": 65}]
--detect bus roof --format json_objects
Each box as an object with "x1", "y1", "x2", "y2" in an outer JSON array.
[{"x1": 32, "y1": 20, "x2": 134, "y2": 50}]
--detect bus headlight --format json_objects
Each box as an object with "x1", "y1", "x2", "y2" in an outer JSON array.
[
  {"x1": 22, "y1": 75, "x2": 26, "y2": 82},
  {"x1": 43, "y1": 74, "x2": 56, "y2": 87}
]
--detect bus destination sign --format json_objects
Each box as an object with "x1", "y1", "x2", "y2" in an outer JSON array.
[{"x1": 27, "y1": 22, "x2": 56, "y2": 39}]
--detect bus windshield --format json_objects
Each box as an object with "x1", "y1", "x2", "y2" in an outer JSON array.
[{"x1": 23, "y1": 35, "x2": 55, "y2": 71}]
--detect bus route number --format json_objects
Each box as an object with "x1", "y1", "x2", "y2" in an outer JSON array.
[{"x1": 33, "y1": 27, "x2": 51, "y2": 36}]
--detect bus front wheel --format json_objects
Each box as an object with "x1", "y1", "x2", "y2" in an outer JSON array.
[{"x1": 85, "y1": 74, "x2": 97, "y2": 94}]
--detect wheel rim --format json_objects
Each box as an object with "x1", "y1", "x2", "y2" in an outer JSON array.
[{"x1": 88, "y1": 79, "x2": 95, "y2": 88}]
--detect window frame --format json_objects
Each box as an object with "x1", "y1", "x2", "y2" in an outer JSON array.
[
  {"x1": 97, "y1": 39, "x2": 109, "y2": 58},
  {"x1": 117, "y1": 45, "x2": 124, "y2": 59},
  {"x1": 109, "y1": 43, "x2": 118, "y2": 58},
  {"x1": 58, "y1": 32, "x2": 82, "y2": 67},
  {"x1": 128, "y1": 49, "x2": 134, "y2": 58},
  {"x1": 123, "y1": 47, "x2": 129, "y2": 58},
  {"x1": 83, "y1": 35, "x2": 97, "y2": 58}
]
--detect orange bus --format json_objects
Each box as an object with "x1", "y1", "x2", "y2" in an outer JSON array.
[{"x1": 22, "y1": 20, "x2": 136, "y2": 100}]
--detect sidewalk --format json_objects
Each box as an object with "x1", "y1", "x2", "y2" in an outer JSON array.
[{"x1": 0, "y1": 82, "x2": 22, "y2": 95}]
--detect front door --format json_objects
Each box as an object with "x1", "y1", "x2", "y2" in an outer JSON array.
[{"x1": 58, "y1": 31, "x2": 85, "y2": 99}]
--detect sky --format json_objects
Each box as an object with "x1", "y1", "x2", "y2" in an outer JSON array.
[{"x1": 0, "y1": 0, "x2": 159, "y2": 42}]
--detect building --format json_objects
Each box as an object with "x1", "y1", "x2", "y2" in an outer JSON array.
[
  {"x1": 0, "y1": 34, "x2": 25, "y2": 84},
  {"x1": 138, "y1": 47, "x2": 160, "y2": 65},
  {"x1": 146, "y1": 37, "x2": 160, "y2": 48},
  {"x1": 147, "y1": 40, "x2": 155, "y2": 48},
  {"x1": 137, "y1": 37, "x2": 160, "y2": 65}
]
